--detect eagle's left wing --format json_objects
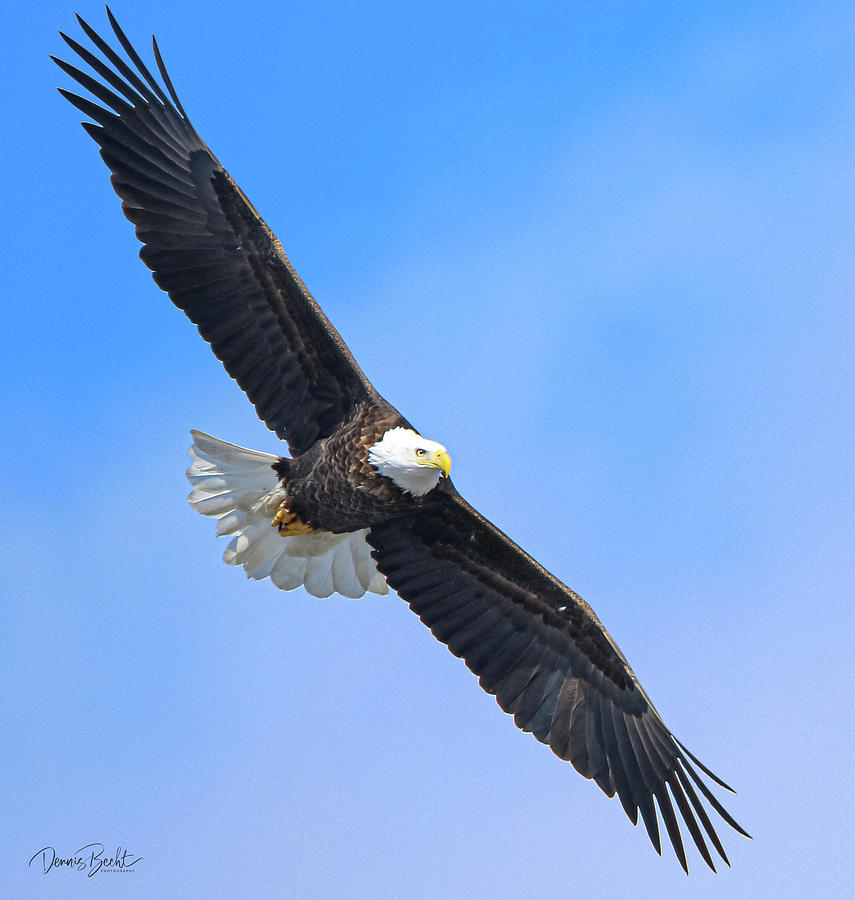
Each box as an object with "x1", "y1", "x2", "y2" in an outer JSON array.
[{"x1": 368, "y1": 485, "x2": 749, "y2": 873}]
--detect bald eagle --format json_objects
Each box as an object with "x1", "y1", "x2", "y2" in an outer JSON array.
[{"x1": 55, "y1": 10, "x2": 749, "y2": 873}]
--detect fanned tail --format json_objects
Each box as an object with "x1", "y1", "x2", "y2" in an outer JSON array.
[{"x1": 186, "y1": 430, "x2": 388, "y2": 598}]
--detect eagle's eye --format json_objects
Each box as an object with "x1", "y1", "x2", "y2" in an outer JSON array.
[{"x1": 415, "y1": 448, "x2": 427, "y2": 457}]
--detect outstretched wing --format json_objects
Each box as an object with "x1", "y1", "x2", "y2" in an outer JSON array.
[
  {"x1": 53, "y1": 9, "x2": 379, "y2": 456},
  {"x1": 368, "y1": 484, "x2": 750, "y2": 873},
  {"x1": 56, "y1": 10, "x2": 748, "y2": 873}
]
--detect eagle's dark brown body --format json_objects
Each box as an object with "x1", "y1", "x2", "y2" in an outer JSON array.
[
  {"x1": 273, "y1": 400, "x2": 426, "y2": 533},
  {"x1": 55, "y1": 10, "x2": 749, "y2": 874}
]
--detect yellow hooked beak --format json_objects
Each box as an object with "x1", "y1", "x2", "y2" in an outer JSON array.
[{"x1": 420, "y1": 449, "x2": 452, "y2": 478}]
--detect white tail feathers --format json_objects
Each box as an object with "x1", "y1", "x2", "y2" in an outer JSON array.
[{"x1": 186, "y1": 430, "x2": 388, "y2": 599}]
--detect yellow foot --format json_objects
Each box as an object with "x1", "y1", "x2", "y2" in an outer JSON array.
[{"x1": 271, "y1": 502, "x2": 314, "y2": 536}]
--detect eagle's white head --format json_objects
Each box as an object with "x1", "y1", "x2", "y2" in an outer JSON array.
[{"x1": 368, "y1": 427, "x2": 451, "y2": 497}]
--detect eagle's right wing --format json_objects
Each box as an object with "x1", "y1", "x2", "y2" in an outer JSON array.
[{"x1": 54, "y1": 9, "x2": 380, "y2": 457}]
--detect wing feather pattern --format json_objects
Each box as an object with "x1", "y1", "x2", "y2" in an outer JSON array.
[
  {"x1": 368, "y1": 486, "x2": 750, "y2": 873},
  {"x1": 54, "y1": 10, "x2": 378, "y2": 455},
  {"x1": 56, "y1": 10, "x2": 749, "y2": 874}
]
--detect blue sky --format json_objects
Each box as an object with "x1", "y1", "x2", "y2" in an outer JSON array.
[{"x1": 3, "y1": 1, "x2": 854, "y2": 896}]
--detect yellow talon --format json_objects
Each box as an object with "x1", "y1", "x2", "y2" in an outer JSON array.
[
  {"x1": 271, "y1": 505, "x2": 287, "y2": 528},
  {"x1": 271, "y1": 502, "x2": 314, "y2": 536}
]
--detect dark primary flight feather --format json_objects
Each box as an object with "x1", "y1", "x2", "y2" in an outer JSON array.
[
  {"x1": 55, "y1": 9, "x2": 749, "y2": 873},
  {"x1": 54, "y1": 8, "x2": 376, "y2": 457}
]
